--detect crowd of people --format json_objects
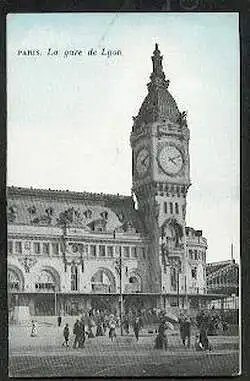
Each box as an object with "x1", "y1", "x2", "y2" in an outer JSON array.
[
  {"x1": 58, "y1": 310, "x2": 145, "y2": 348},
  {"x1": 30, "y1": 307, "x2": 229, "y2": 352}
]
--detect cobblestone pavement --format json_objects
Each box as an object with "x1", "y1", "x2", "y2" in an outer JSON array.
[{"x1": 9, "y1": 324, "x2": 240, "y2": 377}]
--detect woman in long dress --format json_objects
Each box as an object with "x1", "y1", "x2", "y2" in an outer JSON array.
[{"x1": 108, "y1": 316, "x2": 117, "y2": 342}]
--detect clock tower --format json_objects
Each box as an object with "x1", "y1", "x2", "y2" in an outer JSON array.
[{"x1": 130, "y1": 44, "x2": 191, "y2": 296}]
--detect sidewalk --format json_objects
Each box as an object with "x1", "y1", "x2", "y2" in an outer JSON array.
[{"x1": 9, "y1": 323, "x2": 239, "y2": 355}]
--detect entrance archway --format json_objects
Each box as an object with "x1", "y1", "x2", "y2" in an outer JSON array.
[{"x1": 34, "y1": 268, "x2": 60, "y2": 316}]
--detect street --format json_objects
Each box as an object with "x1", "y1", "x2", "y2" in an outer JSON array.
[{"x1": 9, "y1": 323, "x2": 240, "y2": 377}]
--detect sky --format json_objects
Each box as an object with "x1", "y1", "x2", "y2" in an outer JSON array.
[{"x1": 7, "y1": 12, "x2": 240, "y2": 263}]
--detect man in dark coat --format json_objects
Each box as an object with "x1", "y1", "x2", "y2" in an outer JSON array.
[
  {"x1": 183, "y1": 317, "x2": 191, "y2": 348},
  {"x1": 57, "y1": 316, "x2": 62, "y2": 327},
  {"x1": 73, "y1": 319, "x2": 81, "y2": 349},
  {"x1": 133, "y1": 316, "x2": 142, "y2": 341},
  {"x1": 62, "y1": 323, "x2": 70, "y2": 347}
]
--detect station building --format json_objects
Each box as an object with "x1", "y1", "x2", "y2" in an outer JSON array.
[{"x1": 8, "y1": 44, "x2": 215, "y2": 322}]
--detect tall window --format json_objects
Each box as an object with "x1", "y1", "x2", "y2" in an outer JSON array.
[
  {"x1": 107, "y1": 246, "x2": 114, "y2": 257},
  {"x1": 164, "y1": 202, "x2": 167, "y2": 213},
  {"x1": 90, "y1": 245, "x2": 97, "y2": 257},
  {"x1": 43, "y1": 242, "x2": 50, "y2": 255},
  {"x1": 15, "y1": 241, "x2": 22, "y2": 254},
  {"x1": 170, "y1": 202, "x2": 173, "y2": 214},
  {"x1": 8, "y1": 241, "x2": 13, "y2": 254},
  {"x1": 71, "y1": 265, "x2": 78, "y2": 291},
  {"x1": 170, "y1": 267, "x2": 177, "y2": 291},
  {"x1": 175, "y1": 202, "x2": 179, "y2": 214},
  {"x1": 194, "y1": 250, "x2": 198, "y2": 260},
  {"x1": 34, "y1": 242, "x2": 41, "y2": 254},
  {"x1": 141, "y1": 247, "x2": 146, "y2": 259},
  {"x1": 189, "y1": 249, "x2": 193, "y2": 260},
  {"x1": 191, "y1": 267, "x2": 197, "y2": 279},
  {"x1": 99, "y1": 245, "x2": 105, "y2": 257},
  {"x1": 123, "y1": 247, "x2": 130, "y2": 258},
  {"x1": 131, "y1": 247, "x2": 137, "y2": 258},
  {"x1": 52, "y1": 242, "x2": 59, "y2": 255}
]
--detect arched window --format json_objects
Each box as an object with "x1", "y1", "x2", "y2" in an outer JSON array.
[
  {"x1": 71, "y1": 265, "x2": 78, "y2": 291},
  {"x1": 8, "y1": 269, "x2": 21, "y2": 291},
  {"x1": 35, "y1": 270, "x2": 57, "y2": 291},
  {"x1": 127, "y1": 273, "x2": 142, "y2": 293},
  {"x1": 170, "y1": 267, "x2": 177, "y2": 291},
  {"x1": 91, "y1": 269, "x2": 115, "y2": 293},
  {"x1": 170, "y1": 202, "x2": 173, "y2": 214},
  {"x1": 175, "y1": 202, "x2": 179, "y2": 214},
  {"x1": 164, "y1": 202, "x2": 167, "y2": 213}
]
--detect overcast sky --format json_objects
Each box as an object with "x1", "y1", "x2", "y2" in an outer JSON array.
[{"x1": 7, "y1": 12, "x2": 239, "y2": 263}]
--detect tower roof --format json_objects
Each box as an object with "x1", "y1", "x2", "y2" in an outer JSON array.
[{"x1": 133, "y1": 44, "x2": 181, "y2": 128}]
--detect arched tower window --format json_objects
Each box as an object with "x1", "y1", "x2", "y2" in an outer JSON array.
[
  {"x1": 71, "y1": 265, "x2": 78, "y2": 291},
  {"x1": 170, "y1": 202, "x2": 173, "y2": 214},
  {"x1": 175, "y1": 202, "x2": 179, "y2": 214},
  {"x1": 170, "y1": 267, "x2": 177, "y2": 291}
]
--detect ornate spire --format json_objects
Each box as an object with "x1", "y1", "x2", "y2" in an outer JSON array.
[
  {"x1": 151, "y1": 43, "x2": 165, "y2": 79},
  {"x1": 132, "y1": 44, "x2": 182, "y2": 127}
]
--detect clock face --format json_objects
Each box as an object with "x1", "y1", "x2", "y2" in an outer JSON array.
[
  {"x1": 158, "y1": 144, "x2": 184, "y2": 176},
  {"x1": 136, "y1": 147, "x2": 150, "y2": 177}
]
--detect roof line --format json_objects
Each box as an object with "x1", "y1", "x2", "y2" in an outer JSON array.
[{"x1": 7, "y1": 186, "x2": 132, "y2": 202}]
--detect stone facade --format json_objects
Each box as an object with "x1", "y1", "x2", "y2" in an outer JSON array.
[{"x1": 8, "y1": 44, "x2": 209, "y2": 319}]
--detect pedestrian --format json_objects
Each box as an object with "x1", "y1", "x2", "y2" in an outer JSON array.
[
  {"x1": 182, "y1": 316, "x2": 191, "y2": 348},
  {"x1": 62, "y1": 323, "x2": 70, "y2": 347},
  {"x1": 133, "y1": 316, "x2": 141, "y2": 341},
  {"x1": 109, "y1": 316, "x2": 117, "y2": 342},
  {"x1": 155, "y1": 320, "x2": 168, "y2": 350},
  {"x1": 73, "y1": 319, "x2": 81, "y2": 349},
  {"x1": 199, "y1": 321, "x2": 209, "y2": 350},
  {"x1": 79, "y1": 318, "x2": 87, "y2": 348},
  {"x1": 179, "y1": 312, "x2": 185, "y2": 345},
  {"x1": 30, "y1": 320, "x2": 38, "y2": 337},
  {"x1": 123, "y1": 315, "x2": 130, "y2": 335},
  {"x1": 96, "y1": 318, "x2": 104, "y2": 337},
  {"x1": 195, "y1": 333, "x2": 203, "y2": 351},
  {"x1": 57, "y1": 315, "x2": 62, "y2": 327},
  {"x1": 103, "y1": 317, "x2": 108, "y2": 336}
]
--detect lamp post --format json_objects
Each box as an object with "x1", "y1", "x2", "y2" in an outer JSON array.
[
  {"x1": 119, "y1": 246, "x2": 124, "y2": 336},
  {"x1": 54, "y1": 285, "x2": 57, "y2": 316},
  {"x1": 114, "y1": 231, "x2": 123, "y2": 336}
]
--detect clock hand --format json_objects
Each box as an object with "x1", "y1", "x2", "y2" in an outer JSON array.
[
  {"x1": 171, "y1": 154, "x2": 181, "y2": 160},
  {"x1": 141, "y1": 155, "x2": 149, "y2": 166},
  {"x1": 168, "y1": 157, "x2": 177, "y2": 165}
]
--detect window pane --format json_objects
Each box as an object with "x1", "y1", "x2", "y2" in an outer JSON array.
[
  {"x1": 175, "y1": 203, "x2": 179, "y2": 214},
  {"x1": 8, "y1": 241, "x2": 13, "y2": 254},
  {"x1": 43, "y1": 243, "x2": 50, "y2": 255},
  {"x1": 170, "y1": 203, "x2": 173, "y2": 214},
  {"x1": 123, "y1": 247, "x2": 129, "y2": 258},
  {"x1": 131, "y1": 247, "x2": 137, "y2": 258},
  {"x1": 90, "y1": 245, "x2": 96, "y2": 256},
  {"x1": 107, "y1": 246, "x2": 113, "y2": 257},
  {"x1": 164, "y1": 202, "x2": 167, "y2": 213},
  {"x1": 99, "y1": 245, "x2": 105, "y2": 257},
  {"x1": 34, "y1": 242, "x2": 41, "y2": 254},
  {"x1": 52, "y1": 242, "x2": 59, "y2": 255},
  {"x1": 194, "y1": 250, "x2": 197, "y2": 260},
  {"x1": 15, "y1": 241, "x2": 22, "y2": 254},
  {"x1": 141, "y1": 247, "x2": 146, "y2": 258}
]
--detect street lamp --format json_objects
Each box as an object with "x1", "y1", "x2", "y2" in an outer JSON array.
[{"x1": 114, "y1": 232, "x2": 124, "y2": 336}]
